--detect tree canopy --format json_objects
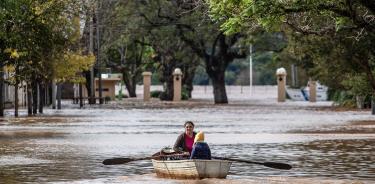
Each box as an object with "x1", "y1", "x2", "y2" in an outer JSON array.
[{"x1": 208, "y1": 0, "x2": 375, "y2": 105}]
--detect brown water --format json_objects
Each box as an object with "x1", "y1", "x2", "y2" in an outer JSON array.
[{"x1": 0, "y1": 97, "x2": 374, "y2": 183}]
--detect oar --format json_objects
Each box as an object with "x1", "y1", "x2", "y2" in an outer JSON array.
[
  {"x1": 102, "y1": 156, "x2": 153, "y2": 165},
  {"x1": 212, "y1": 156, "x2": 292, "y2": 170},
  {"x1": 102, "y1": 154, "x2": 188, "y2": 165}
]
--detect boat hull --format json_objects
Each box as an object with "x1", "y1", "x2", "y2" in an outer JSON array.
[{"x1": 152, "y1": 159, "x2": 232, "y2": 179}]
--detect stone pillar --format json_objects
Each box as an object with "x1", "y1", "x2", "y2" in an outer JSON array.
[
  {"x1": 276, "y1": 68, "x2": 287, "y2": 102},
  {"x1": 173, "y1": 68, "x2": 183, "y2": 102},
  {"x1": 142, "y1": 72, "x2": 152, "y2": 101},
  {"x1": 309, "y1": 80, "x2": 317, "y2": 102}
]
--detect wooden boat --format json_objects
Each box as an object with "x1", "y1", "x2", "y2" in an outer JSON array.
[{"x1": 152, "y1": 159, "x2": 232, "y2": 179}]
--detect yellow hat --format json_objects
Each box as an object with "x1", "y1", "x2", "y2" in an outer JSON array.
[{"x1": 194, "y1": 131, "x2": 204, "y2": 142}]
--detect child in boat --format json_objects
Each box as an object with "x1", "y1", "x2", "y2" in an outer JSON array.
[{"x1": 190, "y1": 131, "x2": 211, "y2": 160}]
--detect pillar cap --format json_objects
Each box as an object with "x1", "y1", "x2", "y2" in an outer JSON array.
[
  {"x1": 173, "y1": 68, "x2": 182, "y2": 75},
  {"x1": 142, "y1": 71, "x2": 152, "y2": 76},
  {"x1": 276, "y1": 67, "x2": 287, "y2": 75}
]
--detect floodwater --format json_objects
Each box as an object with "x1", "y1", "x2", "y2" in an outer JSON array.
[{"x1": 0, "y1": 86, "x2": 374, "y2": 184}]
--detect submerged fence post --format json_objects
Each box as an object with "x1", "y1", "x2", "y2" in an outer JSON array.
[
  {"x1": 173, "y1": 68, "x2": 183, "y2": 102},
  {"x1": 142, "y1": 72, "x2": 152, "y2": 102},
  {"x1": 276, "y1": 68, "x2": 287, "y2": 102}
]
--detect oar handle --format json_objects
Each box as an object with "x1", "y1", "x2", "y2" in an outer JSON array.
[{"x1": 212, "y1": 156, "x2": 292, "y2": 170}]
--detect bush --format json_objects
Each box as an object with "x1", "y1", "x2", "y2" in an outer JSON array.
[
  {"x1": 331, "y1": 90, "x2": 356, "y2": 108},
  {"x1": 155, "y1": 89, "x2": 190, "y2": 101},
  {"x1": 181, "y1": 88, "x2": 189, "y2": 100},
  {"x1": 104, "y1": 96, "x2": 111, "y2": 102},
  {"x1": 334, "y1": 74, "x2": 374, "y2": 108},
  {"x1": 159, "y1": 92, "x2": 171, "y2": 101},
  {"x1": 151, "y1": 90, "x2": 163, "y2": 98},
  {"x1": 115, "y1": 94, "x2": 128, "y2": 99}
]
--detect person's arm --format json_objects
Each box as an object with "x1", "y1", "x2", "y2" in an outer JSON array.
[{"x1": 173, "y1": 134, "x2": 184, "y2": 152}]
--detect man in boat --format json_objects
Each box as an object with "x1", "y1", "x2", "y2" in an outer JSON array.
[
  {"x1": 190, "y1": 131, "x2": 211, "y2": 159},
  {"x1": 173, "y1": 121, "x2": 197, "y2": 155}
]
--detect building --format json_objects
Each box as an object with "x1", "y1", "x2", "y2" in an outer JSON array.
[{"x1": 74, "y1": 74, "x2": 122, "y2": 100}]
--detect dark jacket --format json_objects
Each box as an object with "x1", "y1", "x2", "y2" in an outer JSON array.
[
  {"x1": 190, "y1": 142, "x2": 211, "y2": 160},
  {"x1": 173, "y1": 132, "x2": 197, "y2": 152}
]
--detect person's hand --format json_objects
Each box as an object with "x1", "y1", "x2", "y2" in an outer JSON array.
[{"x1": 182, "y1": 152, "x2": 190, "y2": 156}]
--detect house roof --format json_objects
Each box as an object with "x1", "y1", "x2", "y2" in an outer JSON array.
[{"x1": 94, "y1": 78, "x2": 121, "y2": 81}]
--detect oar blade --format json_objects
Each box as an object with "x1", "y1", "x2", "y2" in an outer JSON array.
[
  {"x1": 263, "y1": 162, "x2": 292, "y2": 170},
  {"x1": 102, "y1": 158, "x2": 133, "y2": 165}
]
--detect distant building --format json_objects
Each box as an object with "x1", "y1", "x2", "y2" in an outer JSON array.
[
  {"x1": 74, "y1": 74, "x2": 122, "y2": 100},
  {"x1": 94, "y1": 78, "x2": 121, "y2": 99}
]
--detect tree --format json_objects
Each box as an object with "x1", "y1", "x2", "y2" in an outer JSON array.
[
  {"x1": 100, "y1": 0, "x2": 200, "y2": 100},
  {"x1": 208, "y1": 0, "x2": 375, "y2": 108},
  {"x1": 139, "y1": 0, "x2": 247, "y2": 103},
  {"x1": 99, "y1": 0, "x2": 153, "y2": 98},
  {"x1": 0, "y1": 0, "x2": 95, "y2": 116}
]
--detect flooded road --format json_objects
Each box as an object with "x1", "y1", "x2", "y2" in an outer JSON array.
[{"x1": 0, "y1": 86, "x2": 374, "y2": 183}]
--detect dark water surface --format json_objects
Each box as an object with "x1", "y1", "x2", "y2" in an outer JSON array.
[{"x1": 0, "y1": 103, "x2": 374, "y2": 183}]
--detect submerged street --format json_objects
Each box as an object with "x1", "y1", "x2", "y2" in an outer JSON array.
[{"x1": 0, "y1": 86, "x2": 374, "y2": 183}]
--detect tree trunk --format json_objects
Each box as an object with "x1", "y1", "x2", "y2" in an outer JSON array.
[
  {"x1": 79, "y1": 83, "x2": 83, "y2": 108},
  {"x1": 122, "y1": 72, "x2": 137, "y2": 97},
  {"x1": 182, "y1": 67, "x2": 196, "y2": 98},
  {"x1": 159, "y1": 58, "x2": 174, "y2": 101},
  {"x1": 210, "y1": 70, "x2": 228, "y2": 104},
  {"x1": 84, "y1": 71, "x2": 93, "y2": 103},
  {"x1": 0, "y1": 66, "x2": 4, "y2": 117},
  {"x1": 98, "y1": 70, "x2": 103, "y2": 104},
  {"x1": 161, "y1": 78, "x2": 174, "y2": 101},
  {"x1": 45, "y1": 83, "x2": 50, "y2": 106},
  {"x1": 27, "y1": 83, "x2": 32, "y2": 116},
  {"x1": 32, "y1": 80, "x2": 38, "y2": 115},
  {"x1": 14, "y1": 82, "x2": 19, "y2": 117},
  {"x1": 39, "y1": 83, "x2": 44, "y2": 114},
  {"x1": 57, "y1": 83, "x2": 62, "y2": 109},
  {"x1": 52, "y1": 81, "x2": 56, "y2": 109},
  {"x1": 205, "y1": 55, "x2": 230, "y2": 104},
  {"x1": 372, "y1": 94, "x2": 375, "y2": 115}
]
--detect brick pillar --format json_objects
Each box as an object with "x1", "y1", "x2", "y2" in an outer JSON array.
[
  {"x1": 173, "y1": 68, "x2": 183, "y2": 102},
  {"x1": 142, "y1": 72, "x2": 152, "y2": 101},
  {"x1": 309, "y1": 80, "x2": 317, "y2": 102},
  {"x1": 276, "y1": 68, "x2": 287, "y2": 102}
]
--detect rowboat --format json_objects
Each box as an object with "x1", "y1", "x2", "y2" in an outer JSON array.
[{"x1": 152, "y1": 159, "x2": 232, "y2": 179}]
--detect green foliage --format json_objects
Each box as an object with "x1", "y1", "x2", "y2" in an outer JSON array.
[
  {"x1": 181, "y1": 88, "x2": 189, "y2": 100},
  {"x1": 208, "y1": 0, "x2": 375, "y2": 92},
  {"x1": 341, "y1": 73, "x2": 373, "y2": 98},
  {"x1": 330, "y1": 91, "x2": 356, "y2": 108},
  {"x1": 116, "y1": 94, "x2": 128, "y2": 99},
  {"x1": 208, "y1": 0, "x2": 373, "y2": 35},
  {"x1": 150, "y1": 90, "x2": 162, "y2": 98},
  {"x1": 1, "y1": 0, "x2": 91, "y2": 85},
  {"x1": 54, "y1": 52, "x2": 95, "y2": 83}
]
